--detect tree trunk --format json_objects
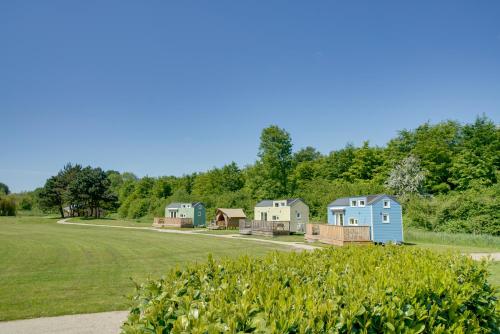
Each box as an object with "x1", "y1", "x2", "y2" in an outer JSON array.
[{"x1": 59, "y1": 205, "x2": 64, "y2": 218}]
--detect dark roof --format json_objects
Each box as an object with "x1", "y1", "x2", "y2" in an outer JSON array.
[
  {"x1": 167, "y1": 202, "x2": 204, "y2": 209},
  {"x1": 328, "y1": 194, "x2": 399, "y2": 207},
  {"x1": 255, "y1": 198, "x2": 304, "y2": 207}
]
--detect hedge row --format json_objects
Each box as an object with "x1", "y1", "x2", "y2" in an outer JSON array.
[{"x1": 122, "y1": 247, "x2": 499, "y2": 333}]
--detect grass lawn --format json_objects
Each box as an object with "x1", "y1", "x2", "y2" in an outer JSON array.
[
  {"x1": 0, "y1": 216, "x2": 289, "y2": 321},
  {"x1": 68, "y1": 216, "x2": 155, "y2": 227},
  {"x1": 404, "y1": 228, "x2": 500, "y2": 253}
]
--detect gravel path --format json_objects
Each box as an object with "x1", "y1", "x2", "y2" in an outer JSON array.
[
  {"x1": 0, "y1": 311, "x2": 128, "y2": 334},
  {"x1": 57, "y1": 219, "x2": 320, "y2": 251},
  {"x1": 469, "y1": 252, "x2": 500, "y2": 261}
]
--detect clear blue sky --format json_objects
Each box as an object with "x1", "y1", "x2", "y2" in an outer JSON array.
[{"x1": 1, "y1": 1, "x2": 499, "y2": 192}]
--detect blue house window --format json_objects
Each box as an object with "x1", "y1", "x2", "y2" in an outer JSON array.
[
  {"x1": 350, "y1": 200, "x2": 357, "y2": 207},
  {"x1": 382, "y1": 214, "x2": 390, "y2": 223},
  {"x1": 383, "y1": 200, "x2": 390, "y2": 208}
]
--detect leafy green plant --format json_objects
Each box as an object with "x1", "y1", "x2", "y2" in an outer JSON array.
[{"x1": 122, "y1": 246, "x2": 499, "y2": 333}]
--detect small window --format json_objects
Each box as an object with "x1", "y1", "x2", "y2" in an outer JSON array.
[
  {"x1": 198, "y1": 211, "x2": 201, "y2": 216},
  {"x1": 383, "y1": 200, "x2": 390, "y2": 208},
  {"x1": 382, "y1": 214, "x2": 390, "y2": 223},
  {"x1": 274, "y1": 203, "x2": 279, "y2": 207},
  {"x1": 280, "y1": 202, "x2": 285, "y2": 206},
  {"x1": 358, "y1": 200, "x2": 365, "y2": 207},
  {"x1": 296, "y1": 211, "x2": 301, "y2": 219},
  {"x1": 349, "y1": 218, "x2": 358, "y2": 225},
  {"x1": 351, "y1": 200, "x2": 357, "y2": 207},
  {"x1": 272, "y1": 215, "x2": 278, "y2": 220}
]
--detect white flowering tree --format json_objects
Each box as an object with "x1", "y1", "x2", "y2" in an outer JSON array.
[{"x1": 386, "y1": 155, "x2": 425, "y2": 196}]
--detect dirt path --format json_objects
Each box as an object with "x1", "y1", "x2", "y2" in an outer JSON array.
[
  {"x1": 57, "y1": 219, "x2": 319, "y2": 251},
  {"x1": 468, "y1": 252, "x2": 500, "y2": 261},
  {"x1": 0, "y1": 311, "x2": 128, "y2": 334}
]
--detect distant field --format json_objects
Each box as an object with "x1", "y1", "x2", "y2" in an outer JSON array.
[
  {"x1": 404, "y1": 228, "x2": 500, "y2": 253},
  {"x1": 0, "y1": 216, "x2": 289, "y2": 321}
]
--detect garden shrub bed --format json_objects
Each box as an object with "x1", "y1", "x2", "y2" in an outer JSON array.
[{"x1": 122, "y1": 246, "x2": 499, "y2": 333}]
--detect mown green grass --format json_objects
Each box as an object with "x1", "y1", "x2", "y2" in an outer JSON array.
[
  {"x1": 404, "y1": 228, "x2": 500, "y2": 253},
  {"x1": 0, "y1": 216, "x2": 289, "y2": 321}
]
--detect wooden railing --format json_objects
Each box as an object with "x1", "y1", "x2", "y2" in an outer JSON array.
[
  {"x1": 305, "y1": 223, "x2": 371, "y2": 245},
  {"x1": 239, "y1": 220, "x2": 291, "y2": 236},
  {"x1": 153, "y1": 217, "x2": 193, "y2": 228}
]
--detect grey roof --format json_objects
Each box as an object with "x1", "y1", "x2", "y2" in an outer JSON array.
[
  {"x1": 328, "y1": 194, "x2": 399, "y2": 207},
  {"x1": 166, "y1": 202, "x2": 204, "y2": 209},
  {"x1": 255, "y1": 198, "x2": 304, "y2": 207}
]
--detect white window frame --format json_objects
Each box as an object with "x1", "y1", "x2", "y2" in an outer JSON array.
[
  {"x1": 382, "y1": 214, "x2": 390, "y2": 223},
  {"x1": 274, "y1": 203, "x2": 279, "y2": 207},
  {"x1": 272, "y1": 215, "x2": 278, "y2": 221},
  {"x1": 348, "y1": 218, "x2": 358, "y2": 225},
  {"x1": 358, "y1": 200, "x2": 365, "y2": 207},
  {"x1": 280, "y1": 202, "x2": 286, "y2": 206},
  {"x1": 350, "y1": 200, "x2": 357, "y2": 207},
  {"x1": 383, "y1": 200, "x2": 390, "y2": 208},
  {"x1": 296, "y1": 211, "x2": 301, "y2": 219}
]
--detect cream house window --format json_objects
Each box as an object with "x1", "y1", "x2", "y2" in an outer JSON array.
[
  {"x1": 274, "y1": 203, "x2": 279, "y2": 207},
  {"x1": 349, "y1": 218, "x2": 358, "y2": 225},
  {"x1": 272, "y1": 215, "x2": 278, "y2": 220}
]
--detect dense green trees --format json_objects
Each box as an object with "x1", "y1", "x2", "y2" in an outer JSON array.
[
  {"x1": 28, "y1": 116, "x2": 499, "y2": 234},
  {"x1": 0, "y1": 182, "x2": 10, "y2": 196},
  {"x1": 38, "y1": 164, "x2": 116, "y2": 218}
]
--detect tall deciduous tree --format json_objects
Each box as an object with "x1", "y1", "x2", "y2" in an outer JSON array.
[
  {"x1": 386, "y1": 155, "x2": 425, "y2": 197},
  {"x1": 258, "y1": 125, "x2": 293, "y2": 198},
  {"x1": 0, "y1": 182, "x2": 10, "y2": 195}
]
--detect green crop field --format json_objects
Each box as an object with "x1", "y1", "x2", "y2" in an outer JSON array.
[{"x1": 0, "y1": 216, "x2": 289, "y2": 321}]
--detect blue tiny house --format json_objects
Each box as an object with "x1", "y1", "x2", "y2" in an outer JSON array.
[{"x1": 327, "y1": 194, "x2": 403, "y2": 244}]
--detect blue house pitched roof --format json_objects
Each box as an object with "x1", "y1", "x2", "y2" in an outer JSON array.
[{"x1": 328, "y1": 194, "x2": 399, "y2": 207}]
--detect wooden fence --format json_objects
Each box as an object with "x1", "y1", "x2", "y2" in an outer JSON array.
[
  {"x1": 239, "y1": 220, "x2": 291, "y2": 236},
  {"x1": 153, "y1": 217, "x2": 193, "y2": 228},
  {"x1": 305, "y1": 223, "x2": 371, "y2": 246}
]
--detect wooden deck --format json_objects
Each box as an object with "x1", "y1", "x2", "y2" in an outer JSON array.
[
  {"x1": 239, "y1": 220, "x2": 291, "y2": 236},
  {"x1": 305, "y1": 223, "x2": 371, "y2": 246},
  {"x1": 153, "y1": 217, "x2": 193, "y2": 228}
]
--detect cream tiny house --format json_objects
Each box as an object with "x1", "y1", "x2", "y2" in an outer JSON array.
[{"x1": 254, "y1": 198, "x2": 309, "y2": 233}]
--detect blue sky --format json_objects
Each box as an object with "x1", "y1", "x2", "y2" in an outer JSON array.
[{"x1": 1, "y1": 1, "x2": 499, "y2": 192}]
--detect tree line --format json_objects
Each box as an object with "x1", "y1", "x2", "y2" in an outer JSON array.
[
  {"x1": 37, "y1": 164, "x2": 118, "y2": 218},
  {"x1": 9, "y1": 115, "x2": 500, "y2": 234}
]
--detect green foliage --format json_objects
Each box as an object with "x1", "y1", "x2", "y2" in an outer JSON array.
[
  {"x1": 122, "y1": 247, "x2": 499, "y2": 333},
  {"x1": 0, "y1": 182, "x2": 10, "y2": 195},
  {"x1": 404, "y1": 184, "x2": 500, "y2": 235},
  {"x1": 0, "y1": 197, "x2": 16, "y2": 216},
  {"x1": 258, "y1": 125, "x2": 293, "y2": 198}
]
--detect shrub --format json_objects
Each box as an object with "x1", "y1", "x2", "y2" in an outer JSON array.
[
  {"x1": 122, "y1": 247, "x2": 498, "y2": 333},
  {"x1": 127, "y1": 199, "x2": 150, "y2": 219},
  {"x1": 404, "y1": 184, "x2": 500, "y2": 235},
  {"x1": 0, "y1": 197, "x2": 16, "y2": 216}
]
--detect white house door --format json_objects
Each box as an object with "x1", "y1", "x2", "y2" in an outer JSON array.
[
  {"x1": 336, "y1": 213, "x2": 344, "y2": 226},
  {"x1": 170, "y1": 211, "x2": 177, "y2": 218}
]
